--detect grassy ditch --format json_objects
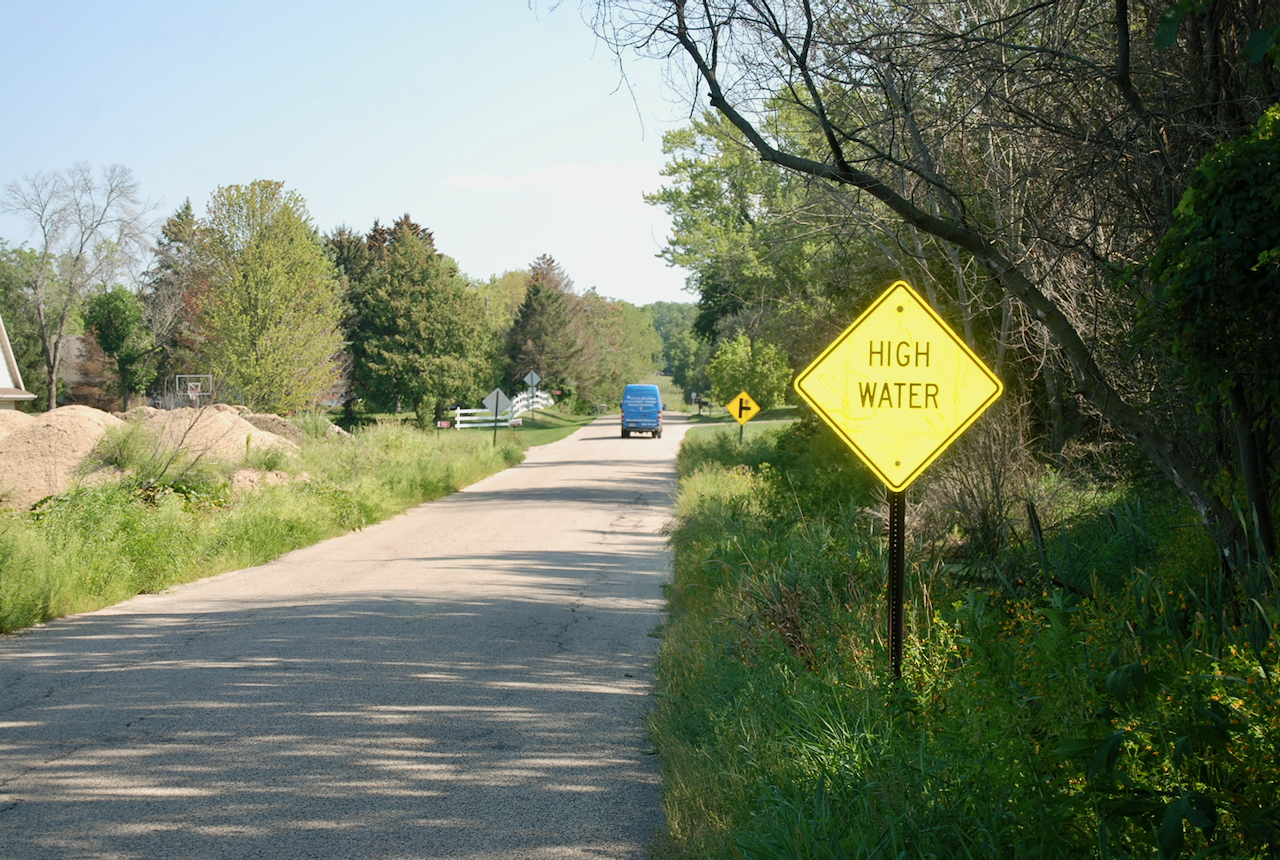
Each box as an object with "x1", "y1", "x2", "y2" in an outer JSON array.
[
  {"x1": 653, "y1": 417, "x2": 1280, "y2": 859},
  {"x1": 0, "y1": 418, "x2": 526, "y2": 634}
]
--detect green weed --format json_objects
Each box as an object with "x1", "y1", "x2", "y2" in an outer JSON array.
[
  {"x1": 0, "y1": 422, "x2": 526, "y2": 634},
  {"x1": 652, "y1": 421, "x2": 1280, "y2": 859}
]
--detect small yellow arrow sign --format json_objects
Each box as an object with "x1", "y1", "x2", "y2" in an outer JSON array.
[
  {"x1": 726, "y1": 390, "x2": 761, "y2": 426},
  {"x1": 794, "y1": 280, "x2": 1002, "y2": 491}
]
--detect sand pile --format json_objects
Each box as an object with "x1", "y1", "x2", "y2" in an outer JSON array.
[
  {"x1": 0, "y1": 404, "x2": 299, "y2": 510},
  {"x1": 135, "y1": 404, "x2": 298, "y2": 465},
  {"x1": 0, "y1": 406, "x2": 125, "y2": 509},
  {"x1": 0, "y1": 409, "x2": 36, "y2": 442}
]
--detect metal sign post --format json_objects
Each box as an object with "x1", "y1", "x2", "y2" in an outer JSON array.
[
  {"x1": 888, "y1": 490, "x2": 906, "y2": 677},
  {"x1": 794, "y1": 280, "x2": 1002, "y2": 678},
  {"x1": 523, "y1": 371, "x2": 542, "y2": 422},
  {"x1": 483, "y1": 388, "x2": 511, "y2": 447}
]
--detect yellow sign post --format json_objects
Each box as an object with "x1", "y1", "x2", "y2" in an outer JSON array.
[
  {"x1": 725, "y1": 390, "x2": 761, "y2": 443},
  {"x1": 794, "y1": 280, "x2": 1002, "y2": 676}
]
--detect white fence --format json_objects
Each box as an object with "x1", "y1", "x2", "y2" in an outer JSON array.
[{"x1": 452, "y1": 390, "x2": 556, "y2": 429}]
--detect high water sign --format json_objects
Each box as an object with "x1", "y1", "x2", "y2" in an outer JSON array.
[{"x1": 794, "y1": 280, "x2": 1002, "y2": 492}]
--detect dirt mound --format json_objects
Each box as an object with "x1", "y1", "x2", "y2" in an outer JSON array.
[
  {"x1": 0, "y1": 409, "x2": 36, "y2": 442},
  {"x1": 0, "y1": 406, "x2": 125, "y2": 509},
  {"x1": 242, "y1": 412, "x2": 303, "y2": 443},
  {"x1": 140, "y1": 405, "x2": 298, "y2": 465},
  {"x1": 0, "y1": 404, "x2": 300, "y2": 511}
]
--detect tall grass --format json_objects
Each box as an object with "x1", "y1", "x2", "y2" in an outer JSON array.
[
  {"x1": 653, "y1": 418, "x2": 1280, "y2": 858},
  {"x1": 0, "y1": 421, "x2": 524, "y2": 633}
]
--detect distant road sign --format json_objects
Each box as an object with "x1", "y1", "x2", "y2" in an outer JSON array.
[
  {"x1": 524, "y1": 371, "x2": 542, "y2": 388},
  {"x1": 726, "y1": 390, "x2": 761, "y2": 426},
  {"x1": 794, "y1": 280, "x2": 1002, "y2": 491},
  {"x1": 483, "y1": 388, "x2": 511, "y2": 415}
]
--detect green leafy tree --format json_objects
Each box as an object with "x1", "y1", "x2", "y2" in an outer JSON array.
[
  {"x1": 646, "y1": 113, "x2": 890, "y2": 359},
  {"x1": 647, "y1": 301, "x2": 710, "y2": 399},
  {"x1": 707, "y1": 333, "x2": 791, "y2": 410},
  {"x1": 504, "y1": 255, "x2": 662, "y2": 407},
  {"x1": 193, "y1": 181, "x2": 343, "y2": 413},
  {"x1": 142, "y1": 200, "x2": 206, "y2": 390},
  {"x1": 1, "y1": 163, "x2": 153, "y2": 409},
  {"x1": 82, "y1": 286, "x2": 154, "y2": 410},
  {"x1": 475, "y1": 270, "x2": 531, "y2": 332},
  {"x1": 595, "y1": 0, "x2": 1279, "y2": 565},
  {"x1": 665, "y1": 327, "x2": 711, "y2": 398},
  {"x1": 348, "y1": 216, "x2": 492, "y2": 419},
  {"x1": 505, "y1": 255, "x2": 587, "y2": 397},
  {"x1": 1149, "y1": 105, "x2": 1280, "y2": 559},
  {"x1": 577, "y1": 291, "x2": 663, "y2": 399}
]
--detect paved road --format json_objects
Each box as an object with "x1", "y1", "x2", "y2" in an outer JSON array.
[{"x1": 0, "y1": 414, "x2": 689, "y2": 859}]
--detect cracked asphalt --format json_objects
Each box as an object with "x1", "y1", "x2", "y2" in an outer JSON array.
[{"x1": 0, "y1": 413, "x2": 689, "y2": 859}]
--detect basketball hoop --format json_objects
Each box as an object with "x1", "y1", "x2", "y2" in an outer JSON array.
[{"x1": 175, "y1": 375, "x2": 214, "y2": 406}]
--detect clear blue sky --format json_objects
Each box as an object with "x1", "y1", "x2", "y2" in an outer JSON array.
[{"x1": 0, "y1": 1, "x2": 694, "y2": 306}]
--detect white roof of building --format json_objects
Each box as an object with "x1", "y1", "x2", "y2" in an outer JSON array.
[{"x1": 0, "y1": 312, "x2": 36, "y2": 402}]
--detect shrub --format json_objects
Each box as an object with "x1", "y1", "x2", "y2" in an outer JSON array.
[
  {"x1": 0, "y1": 423, "x2": 525, "y2": 634},
  {"x1": 653, "y1": 419, "x2": 1280, "y2": 859}
]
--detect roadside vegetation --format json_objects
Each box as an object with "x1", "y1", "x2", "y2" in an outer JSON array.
[
  {"x1": 653, "y1": 419, "x2": 1279, "y2": 858},
  {"x1": 0, "y1": 415, "x2": 528, "y2": 634}
]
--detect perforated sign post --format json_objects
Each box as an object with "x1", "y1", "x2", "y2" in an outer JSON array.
[{"x1": 794, "y1": 280, "x2": 1002, "y2": 677}]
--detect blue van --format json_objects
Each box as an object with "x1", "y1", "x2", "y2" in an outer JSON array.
[{"x1": 620, "y1": 383, "x2": 664, "y2": 438}]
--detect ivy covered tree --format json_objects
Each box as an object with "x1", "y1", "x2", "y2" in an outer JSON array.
[{"x1": 1149, "y1": 105, "x2": 1280, "y2": 560}]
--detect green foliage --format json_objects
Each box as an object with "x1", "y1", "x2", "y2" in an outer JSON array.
[
  {"x1": 646, "y1": 112, "x2": 893, "y2": 364},
  {"x1": 1149, "y1": 106, "x2": 1280, "y2": 414},
  {"x1": 83, "y1": 286, "x2": 154, "y2": 409},
  {"x1": 648, "y1": 301, "x2": 710, "y2": 399},
  {"x1": 580, "y1": 291, "x2": 663, "y2": 399},
  {"x1": 654, "y1": 425, "x2": 1280, "y2": 859},
  {"x1": 141, "y1": 199, "x2": 203, "y2": 390},
  {"x1": 194, "y1": 180, "x2": 344, "y2": 412},
  {"x1": 291, "y1": 410, "x2": 337, "y2": 440},
  {"x1": 504, "y1": 255, "x2": 662, "y2": 408},
  {"x1": 346, "y1": 215, "x2": 492, "y2": 416},
  {"x1": 475, "y1": 269, "x2": 530, "y2": 331},
  {"x1": 707, "y1": 333, "x2": 792, "y2": 409},
  {"x1": 0, "y1": 423, "x2": 525, "y2": 634}
]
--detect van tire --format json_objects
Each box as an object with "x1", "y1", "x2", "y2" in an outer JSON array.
[{"x1": 621, "y1": 428, "x2": 630, "y2": 438}]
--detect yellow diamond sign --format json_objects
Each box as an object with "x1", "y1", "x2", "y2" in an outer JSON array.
[
  {"x1": 726, "y1": 390, "x2": 761, "y2": 425},
  {"x1": 794, "y1": 280, "x2": 1002, "y2": 491}
]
